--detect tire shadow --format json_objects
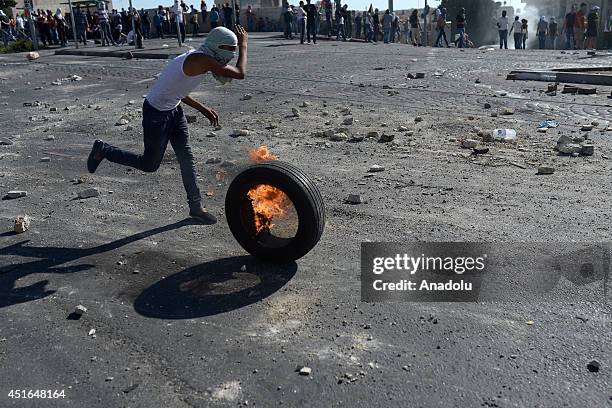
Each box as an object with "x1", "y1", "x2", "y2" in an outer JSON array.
[{"x1": 133, "y1": 255, "x2": 297, "y2": 319}]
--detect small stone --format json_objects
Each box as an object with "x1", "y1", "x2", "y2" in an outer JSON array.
[
  {"x1": 240, "y1": 265, "x2": 247, "y2": 272},
  {"x1": 415, "y1": 72, "x2": 425, "y2": 79},
  {"x1": 49, "y1": 107, "x2": 57, "y2": 112},
  {"x1": 378, "y1": 134, "x2": 395, "y2": 143},
  {"x1": 40, "y1": 157, "x2": 51, "y2": 162},
  {"x1": 186, "y1": 115, "x2": 197, "y2": 124},
  {"x1": 346, "y1": 194, "x2": 362, "y2": 204},
  {"x1": 580, "y1": 144, "x2": 594, "y2": 156},
  {"x1": 537, "y1": 128, "x2": 547, "y2": 133},
  {"x1": 368, "y1": 165, "x2": 385, "y2": 173},
  {"x1": 88, "y1": 328, "x2": 96, "y2": 336},
  {"x1": 206, "y1": 132, "x2": 217, "y2": 137},
  {"x1": 502, "y1": 108, "x2": 514, "y2": 115},
  {"x1": 586, "y1": 360, "x2": 600, "y2": 373},
  {"x1": 580, "y1": 125, "x2": 593, "y2": 131},
  {"x1": 0, "y1": 137, "x2": 13, "y2": 145},
  {"x1": 462, "y1": 139, "x2": 479, "y2": 149},
  {"x1": 241, "y1": 93, "x2": 252, "y2": 100},
  {"x1": 414, "y1": 116, "x2": 423, "y2": 122},
  {"x1": 557, "y1": 135, "x2": 572, "y2": 145},
  {"x1": 300, "y1": 101, "x2": 310, "y2": 108},
  {"x1": 366, "y1": 131, "x2": 379, "y2": 138},
  {"x1": 484, "y1": 103, "x2": 491, "y2": 109},
  {"x1": 558, "y1": 143, "x2": 582, "y2": 155},
  {"x1": 231, "y1": 129, "x2": 250, "y2": 137},
  {"x1": 74, "y1": 305, "x2": 87, "y2": 316},
  {"x1": 5, "y1": 190, "x2": 27, "y2": 199},
  {"x1": 342, "y1": 116, "x2": 354, "y2": 125},
  {"x1": 105, "y1": 376, "x2": 114, "y2": 382},
  {"x1": 349, "y1": 135, "x2": 364, "y2": 142},
  {"x1": 14, "y1": 215, "x2": 30, "y2": 234},
  {"x1": 78, "y1": 188, "x2": 100, "y2": 199},
  {"x1": 397, "y1": 126, "x2": 409, "y2": 132},
  {"x1": 298, "y1": 366, "x2": 312, "y2": 376},
  {"x1": 475, "y1": 78, "x2": 481, "y2": 83},
  {"x1": 491, "y1": 112, "x2": 498, "y2": 117},
  {"x1": 537, "y1": 166, "x2": 554, "y2": 175},
  {"x1": 205, "y1": 157, "x2": 222, "y2": 164},
  {"x1": 292, "y1": 108, "x2": 300, "y2": 117},
  {"x1": 573, "y1": 136, "x2": 585, "y2": 143},
  {"x1": 115, "y1": 115, "x2": 130, "y2": 126},
  {"x1": 330, "y1": 132, "x2": 348, "y2": 142},
  {"x1": 45, "y1": 135, "x2": 55, "y2": 141},
  {"x1": 127, "y1": 100, "x2": 135, "y2": 105},
  {"x1": 472, "y1": 146, "x2": 489, "y2": 154},
  {"x1": 591, "y1": 120, "x2": 599, "y2": 127},
  {"x1": 26, "y1": 51, "x2": 40, "y2": 60}
]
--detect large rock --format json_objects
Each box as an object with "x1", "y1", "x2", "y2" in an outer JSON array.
[
  {"x1": 346, "y1": 194, "x2": 362, "y2": 204},
  {"x1": 5, "y1": 190, "x2": 27, "y2": 199},
  {"x1": 580, "y1": 144, "x2": 594, "y2": 156},
  {"x1": 558, "y1": 143, "x2": 582, "y2": 155}
]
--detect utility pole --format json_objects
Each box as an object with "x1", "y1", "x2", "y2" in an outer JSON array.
[
  {"x1": 388, "y1": 0, "x2": 393, "y2": 12},
  {"x1": 67, "y1": 0, "x2": 78, "y2": 49}
]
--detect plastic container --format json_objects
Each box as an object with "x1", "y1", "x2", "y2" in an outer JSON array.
[{"x1": 492, "y1": 128, "x2": 517, "y2": 142}]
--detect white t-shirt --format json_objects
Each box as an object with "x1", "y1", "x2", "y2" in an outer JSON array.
[
  {"x1": 172, "y1": 4, "x2": 184, "y2": 23},
  {"x1": 498, "y1": 16, "x2": 508, "y2": 30},
  {"x1": 512, "y1": 20, "x2": 522, "y2": 33},
  {"x1": 146, "y1": 49, "x2": 207, "y2": 111}
]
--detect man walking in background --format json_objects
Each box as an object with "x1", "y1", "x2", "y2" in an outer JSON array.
[
  {"x1": 497, "y1": 9, "x2": 508, "y2": 49},
  {"x1": 537, "y1": 16, "x2": 548, "y2": 49},
  {"x1": 305, "y1": 0, "x2": 317, "y2": 44},
  {"x1": 510, "y1": 15, "x2": 522, "y2": 49},
  {"x1": 564, "y1": 5, "x2": 576, "y2": 49}
]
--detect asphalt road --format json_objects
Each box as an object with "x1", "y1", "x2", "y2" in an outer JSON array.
[{"x1": 1, "y1": 36, "x2": 611, "y2": 407}]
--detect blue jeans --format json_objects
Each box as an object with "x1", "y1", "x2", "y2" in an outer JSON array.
[
  {"x1": 365, "y1": 24, "x2": 372, "y2": 42},
  {"x1": 383, "y1": 27, "x2": 390, "y2": 43},
  {"x1": 565, "y1": 29, "x2": 575, "y2": 49},
  {"x1": 499, "y1": 29, "x2": 507, "y2": 49},
  {"x1": 457, "y1": 27, "x2": 465, "y2": 48},
  {"x1": 103, "y1": 100, "x2": 202, "y2": 210}
]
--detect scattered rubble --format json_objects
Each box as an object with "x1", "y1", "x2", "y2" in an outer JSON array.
[
  {"x1": 13, "y1": 215, "x2": 30, "y2": 234},
  {"x1": 115, "y1": 115, "x2": 130, "y2": 126}
]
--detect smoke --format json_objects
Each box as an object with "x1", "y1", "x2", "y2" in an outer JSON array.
[{"x1": 520, "y1": 4, "x2": 541, "y2": 49}]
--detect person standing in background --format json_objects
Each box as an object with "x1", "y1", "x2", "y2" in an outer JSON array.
[
  {"x1": 172, "y1": 0, "x2": 186, "y2": 42},
  {"x1": 521, "y1": 18, "x2": 528, "y2": 49},
  {"x1": 563, "y1": 5, "x2": 576, "y2": 49},
  {"x1": 548, "y1": 17, "x2": 558, "y2": 49},
  {"x1": 382, "y1": 9, "x2": 392, "y2": 43},
  {"x1": 354, "y1": 11, "x2": 361, "y2": 39},
  {"x1": 246, "y1": 5, "x2": 254, "y2": 31},
  {"x1": 584, "y1": 5, "x2": 599, "y2": 50},
  {"x1": 537, "y1": 16, "x2": 548, "y2": 49},
  {"x1": 435, "y1": 7, "x2": 449, "y2": 47},
  {"x1": 372, "y1": 8, "x2": 380, "y2": 43},
  {"x1": 575, "y1": 2, "x2": 587, "y2": 49},
  {"x1": 191, "y1": 8, "x2": 200, "y2": 36},
  {"x1": 509, "y1": 15, "x2": 522, "y2": 49},
  {"x1": 297, "y1": 1, "x2": 306, "y2": 43},
  {"x1": 97, "y1": 4, "x2": 115, "y2": 46},
  {"x1": 455, "y1": 8, "x2": 466, "y2": 48},
  {"x1": 210, "y1": 6, "x2": 219, "y2": 29},
  {"x1": 497, "y1": 10, "x2": 508, "y2": 49},
  {"x1": 142, "y1": 10, "x2": 151, "y2": 39},
  {"x1": 54, "y1": 9, "x2": 68, "y2": 47}
]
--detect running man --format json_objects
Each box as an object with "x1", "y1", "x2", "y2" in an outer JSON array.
[{"x1": 86, "y1": 26, "x2": 248, "y2": 224}]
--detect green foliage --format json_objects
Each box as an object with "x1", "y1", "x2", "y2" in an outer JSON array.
[
  {"x1": 441, "y1": 0, "x2": 501, "y2": 46},
  {"x1": 0, "y1": 38, "x2": 34, "y2": 54},
  {"x1": 0, "y1": 0, "x2": 18, "y2": 9}
]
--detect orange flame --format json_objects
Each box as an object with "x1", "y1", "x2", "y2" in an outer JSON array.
[
  {"x1": 246, "y1": 145, "x2": 289, "y2": 234},
  {"x1": 249, "y1": 145, "x2": 277, "y2": 162}
]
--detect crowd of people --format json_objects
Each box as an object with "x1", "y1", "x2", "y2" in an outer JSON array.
[
  {"x1": 2, "y1": 1, "x2": 612, "y2": 50},
  {"x1": 497, "y1": 3, "x2": 605, "y2": 50}
]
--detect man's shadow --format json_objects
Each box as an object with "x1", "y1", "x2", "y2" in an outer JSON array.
[
  {"x1": 0, "y1": 219, "x2": 199, "y2": 309},
  {"x1": 134, "y1": 255, "x2": 297, "y2": 319}
]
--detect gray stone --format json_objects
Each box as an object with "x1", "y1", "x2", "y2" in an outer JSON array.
[
  {"x1": 366, "y1": 131, "x2": 379, "y2": 138},
  {"x1": 231, "y1": 129, "x2": 250, "y2": 137},
  {"x1": 342, "y1": 116, "x2": 354, "y2": 125},
  {"x1": 558, "y1": 143, "x2": 582, "y2": 155},
  {"x1": 349, "y1": 135, "x2": 364, "y2": 142},
  {"x1": 414, "y1": 116, "x2": 423, "y2": 122},
  {"x1": 462, "y1": 139, "x2": 479, "y2": 149},
  {"x1": 45, "y1": 135, "x2": 55, "y2": 141},
  {"x1": 572, "y1": 136, "x2": 585, "y2": 143},
  {"x1": 40, "y1": 157, "x2": 51, "y2": 162},
  {"x1": 241, "y1": 93, "x2": 252, "y2": 100},
  {"x1": 186, "y1": 115, "x2": 197, "y2": 124},
  {"x1": 537, "y1": 166, "x2": 555, "y2": 175},
  {"x1": 5, "y1": 190, "x2": 27, "y2": 199},
  {"x1": 397, "y1": 126, "x2": 409, "y2": 132},
  {"x1": 78, "y1": 188, "x2": 100, "y2": 199},
  {"x1": 415, "y1": 72, "x2": 425, "y2": 79},
  {"x1": 368, "y1": 165, "x2": 385, "y2": 172},
  {"x1": 206, "y1": 157, "x2": 222, "y2": 164},
  {"x1": 330, "y1": 132, "x2": 348, "y2": 142},
  {"x1": 378, "y1": 134, "x2": 395, "y2": 143},
  {"x1": 580, "y1": 144, "x2": 594, "y2": 156},
  {"x1": 292, "y1": 107, "x2": 300, "y2": 117},
  {"x1": 115, "y1": 115, "x2": 130, "y2": 126},
  {"x1": 472, "y1": 146, "x2": 489, "y2": 154},
  {"x1": 0, "y1": 137, "x2": 13, "y2": 145},
  {"x1": 586, "y1": 360, "x2": 600, "y2": 372},
  {"x1": 557, "y1": 135, "x2": 573, "y2": 145},
  {"x1": 580, "y1": 125, "x2": 593, "y2": 131},
  {"x1": 346, "y1": 194, "x2": 362, "y2": 204},
  {"x1": 206, "y1": 132, "x2": 217, "y2": 137},
  {"x1": 298, "y1": 366, "x2": 312, "y2": 376},
  {"x1": 74, "y1": 305, "x2": 87, "y2": 316},
  {"x1": 483, "y1": 103, "x2": 491, "y2": 109}
]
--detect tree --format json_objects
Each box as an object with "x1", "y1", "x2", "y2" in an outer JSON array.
[
  {"x1": 441, "y1": 0, "x2": 501, "y2": 46},
  {"x1": 0, "y1": 0, "x2": 17, "y2": 9}
]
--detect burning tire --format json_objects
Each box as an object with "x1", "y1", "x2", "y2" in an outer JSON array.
[{"x1": 225, "y1": 161, "x2": 325, "y2": 262}]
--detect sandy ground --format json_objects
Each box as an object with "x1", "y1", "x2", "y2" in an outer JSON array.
[{"x1": 0, "y1": 36, "x2": 611, "y2": 407}]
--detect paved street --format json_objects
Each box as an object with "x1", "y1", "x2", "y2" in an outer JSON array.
[{"x1": 1, "y1": 35, "x2": 611, "y2": 407}]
